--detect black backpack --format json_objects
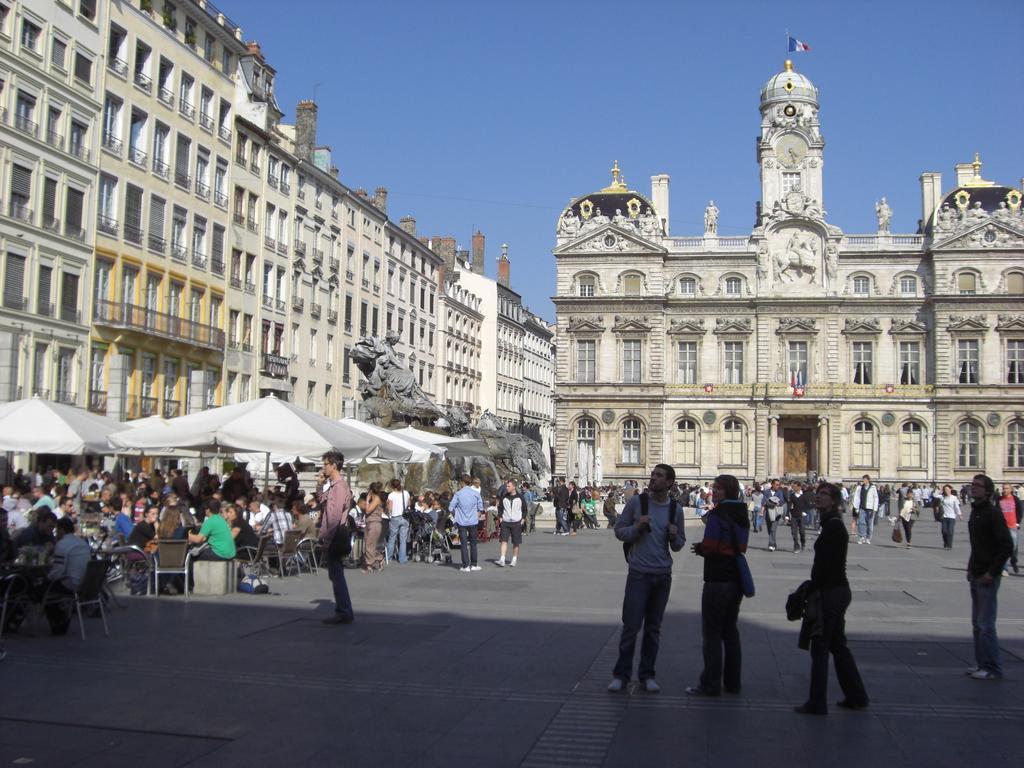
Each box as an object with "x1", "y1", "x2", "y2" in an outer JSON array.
[{"x1": 623, "y1": 493, "x2": 679, "y2": 563}]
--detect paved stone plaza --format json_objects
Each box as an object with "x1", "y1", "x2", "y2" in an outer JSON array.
[{"x1": 2, "y1": 516, "x2": 1021, "y2": 767}]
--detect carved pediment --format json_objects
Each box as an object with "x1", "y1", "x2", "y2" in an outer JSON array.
[
  {"x1": 611, "y1": 315, "x2": 653, "y2": 333},
  {"x1": 842, "y1": 318, "x2": 881, "y2": 335},
  {"x1": 714, "y1": 317, "x2": 753, "y2": 335},
  {"x1": 554, "y1": 223, "x2": 667, "y2": 256},
  {"x1": 566, "y1": 316, "x2": 605, "y2": 333},
  {"x1": 667, "y1": 318, "x2": 707, "y2": 335},
  {"x1": 995, "y1": 314, "x2": 1024, "y2": 332},
  {"x1": 947, "y1": 314, "x2": 989, "y2": 332},
  {"x1": 933, "y1": 219, "x2": 1024, "y2": 251},
  {"x1": 776, "y1": 317, "x2": 819, "y2": 334},
  {"x1": 890, "y1": 318, "x2": 928, "y2": 335}
]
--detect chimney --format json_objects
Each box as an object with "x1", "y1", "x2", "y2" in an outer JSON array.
[
  {"x1": 497, "y1": 244, "x2": 510, "y2": 287},
  {"x1": 372, "y1": 187, "x2": 388, "y2": 214},
  {"x1": 354, "y1": 188, "x2": 368, "y2": 199},
  {"x1": 471, "y1": 231, "x2": 485, "y2": 275},
  {"x1": 919, "y1": 172, "x2": 942, "y2": 229},
  {"x1": 295, "y1": 100, "x2": 318, "y2": 162},
  {"x1": 245, "y1": 41, "x2": 264, "y2": 62},
  {"x1": 651, "y1": 174, "x2": 670, "y2": 236},
  {"x1": 456, "y1": 248, "x2": 469, "y2": 267},
  {"x1": 429, "y1": 236, "x2": 457, "y2": 274},
  {"x1": 399, "y1": 216, "x2": 416, "y2": 235},
  {"x1": 954, "y1": 162, "x2": 974, "y2": 187}
]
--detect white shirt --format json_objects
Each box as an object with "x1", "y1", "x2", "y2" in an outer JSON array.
[{"x1": 386, "y1": 490, "x2": 410, "y2": 519}]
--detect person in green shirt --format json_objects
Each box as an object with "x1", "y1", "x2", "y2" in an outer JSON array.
[{"x1": 187, "y1": 506, "x2": 237, "y2": 560}]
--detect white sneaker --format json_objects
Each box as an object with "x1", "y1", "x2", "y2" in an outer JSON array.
[
  {"x1": 971, "y1": 669, "x2": 999, "y2": 680},
  {"x1": 495, "y1": 560, "x2": 505, "y2": 567},
  {"x1": 470, "y1": 565, "x2": 482, "y2": 571},
  {"x1": 643, "y1": 678, "x2": 661, "y2": 693},
  {"x1": 607, "y1": 678, "x2": 625, "y2": 693},
  {"x1": 965, "y1": 666, "x2": 980, "y2": 675},
  {"x1": 460, "y1": 566, "x2": 472, "y2": 572},
  {"x1": 509, "y1": 560, "x2": 517, "y2": 567}
]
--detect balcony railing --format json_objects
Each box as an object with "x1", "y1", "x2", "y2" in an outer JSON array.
[
  {"x1": 361, "y1": 278, "x2": 369, "y2": 289},
  {"x1": 157, "y1": 87, "x2": 174, "y2": 107},
  {"x1": 261, "y1": 353, "x2": 289, "y2": 379},
  {"x1": 229, "y1": 275, "x2": 242, "y2": 289},
  {"x1": 267, "y1": 173, "x2": 279, "y2": 189},
  {"x1": 191, "y1": 250, "x2": 207, "y2": 269},
  {"x1": 45, "y1": 130, "x2": 63, "y2": 150},
  {"x1": 178, "y1": 100, "x2": 195, "y2": 120},
  {"x1": 329, "y1": 258, "x2": 339, "y2": 272},
  {"x1": 218, "y1": 125, "x2": 231, "y2": 143},
  {"x1": 59, "y1": 306, "x2": 81, "y2": 323},
  {"x1": 97, "y1": 215, "x2": 118, "y2": 236},
  {"x1": 87, "y1": 389, "x2": 107, "y2": 414},
  {"x1": 42, "y1": 216, "x2": 60, "y2": 232},
  {"x1": 292, "y1": 297, "x2": 304, "y2": 312},
  {"x1": 245, "y1": 218, "x2": 257, "y2": 232},
  {"x1": 148, "y1": 233, "x2": 165, "y2": 253},
  {"x1": 124, "y1": 223, "x2": 143, "y2": 244},
  {"x1": 93, "y1": 299, "x2": 225, "y2": 351},
  {"x1": 211, "y1": 258, "x2": 224, "y2": 276},
  {"x1": 264, "y1": 235, "x2": 275, "y2": 250},
  {"x1": 233, "y1": 212, "x2": 245, "y2": 226},
  {"x1": 195, "y1": 181, "x2": 210, "y2": 201},
  {"x1": 36, "y1": 301, "x2": 53, "y2": 317},
  {"x1": 261, "y1": 295, "x2": 273, "y2": 309},
  {"x1": 249, "y1": 161, "x2": 261, "y2": 175},
  {"x1": 8, "y1": 201, "x2": 32, "y2": 222},
  {"x1": 64, "y1": 224, "x2": 85, "y2": 241},
  {"x1": 152, "y1": 157, "x2": 170, "y2": 179},
  {"x1": 274, "y1": 299, "x2": 285, "y2": 312},
  {"x1": 244, "y1": 281, "x2": 256, "y2": 294},
  {"x1": 313, "y1": 249, "x2": 324, "y2": 264},
  {"x1": 199, "y1": 112, "x2": 214, "y2": 130},
  {"x1": 327, "y1": 309, "x2": 338, "y2": 324},
  {"x1": 310, "y1": 302, "x2": 322, "y2": 318},
  {"x1": 108, "y1": 57, "x2": 128, "y2": 77},
  {"x1": 128, "y1": 145, "x2": 147, "y2": 167},
  {"x1": 14, "y1": 113, "x2": 38, "y2": 137},
  {"x1": 346, "y1": 270, "x2": 354, "y2": 281},
  {"x1": 276, "y1": 242, "x2": 288, "y2": 256},
  {"x1": 170, "y1": 243, "x2": 187, "y2": 262},
  {"x1": 227, "y1": 336, "x2": 239, "y2": 350},
  {"x1": 163, "y1": 399, "x2": 180, "y2": 418},
  {"x1": 294, "y1": 241, "x2": 306, "y2": 255},
  {"x1": 279, "y1": 180, "x2": 290, "y2": 194},
  {"x1": 174, "y1": 171, "x2": 191, "y2": 191},
  {"x1": 101, "y1": 132, "x2": 122, "y2": 155},
  {"x1": 69, "y1": 141, "x2": 89, "y2": 162},
  {"x1": 214, "y1": 191, "x2": 228, "y2": 208},
  {"x1": 133, "y1": 70, "x2": 152, "y2": 92},
  {"x1": 54, "y1": 390, "x2": 76, "y2": 405},
  {"x1": 140, "y1": 396, "x2": 158, "y2": 417}
]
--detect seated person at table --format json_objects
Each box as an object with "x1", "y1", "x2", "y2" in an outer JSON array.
[
  {"x1": 188, "y1": 504, "x2": 237, "y2": 561},
  {"x1": 128, "y1": 506, "x2": 159, "y2": 551},
  {"x1": 292, "y1": 500, "x2": 317, "y2": 541},
  {"x1": 224, "y1": 503, "x2": 259, "y2": 550},
  {"x1": 14, "y1": 509, "x2": 57, "y2": 548},
  {"x1": 113, "y1": 503, "x2": 135, "y2": 541},
  {"x1": 44, "y1": 517, "x2": 91, "y2": 634},
  {"x1": 157, "y1": 506, "x2": 187, "y2": 541},
  {"x1": 259, "y1": 494, "x2": 293, "y2": 545}
]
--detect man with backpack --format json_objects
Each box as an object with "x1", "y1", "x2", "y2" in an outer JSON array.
[{"x1": 608, "y1": 464, "x2": 686, "y2": 694}]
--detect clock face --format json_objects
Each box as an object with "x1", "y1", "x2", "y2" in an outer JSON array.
[{"x1": 776, "y1": 134, "x2": 808, "y2": 169}]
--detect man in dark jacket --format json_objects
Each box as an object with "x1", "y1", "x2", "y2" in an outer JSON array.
[
  {"x1": 687, "y1": 474, "x2": 749, "y2": 696},
  {"x1": 552, "y1": 478, "x2": 570, "y2": 536},
  {"x1": 966, "y1": 474, "x2": 1014, "y2": 680}
]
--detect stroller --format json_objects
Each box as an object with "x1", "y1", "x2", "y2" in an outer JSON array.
[{"x1": 420, "y1": 510, "x2": 454, "y2": 565}]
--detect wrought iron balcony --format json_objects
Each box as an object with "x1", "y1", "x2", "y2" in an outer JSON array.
[
  {"x1": 87, "y1": 390, "x2": 107, "y2": 414},
  {"x1": 199, "y1": 112, "x2": 214, "y2": 130},
  {"x1": 329, "y1": 258, "x2": 339, "y2": 272},
  {"x1": 101, "y1": 131, "x2": 122, "y2": 155},
  {"x1": 229, "y1": 275, "x2": 242, "y2": 289},
  {"x1": 93, "y1": 299, "x2": 225, "y2": 351},
  {"x1": 261, "y1": 353, "x2": 289, "y2": 379},
  {"x1": 148, "y1": 233, "x2": 165, "y2": 253},
  {"x1": 178, "y1": 100, "x2": 195, "y2": 120},
  {"x1": 292, "y1": 297, "x2": 304, "y2": 312},
  {"x1": 268, "y1": 173, "x2": 279, "y2": 189},
  {"x1": 261, "y1": 295, "x2": 273, "y2": 309},
  {"x1": 244, "y1": 281, "x2": 256, "y2": 294},
  {"x1": 54, "y1": 390, "x2": 76, "y2": 405},
  {"x1": 310, "y1": 302, "x2": 322, "y2": 318},
  {"x1": 14, "y1": 114, "x2": 38, "y2": 137},
  {"x1": 140, "y1": 396, "x2": 158, "y2": 417},
  {"x1": 45, "y1": 130, "x2": 63, "y2": 150},
  {"x1": 163, "y1": 399, "x2": 180, "y2": 418},
  {"x1": 191, "y1": 250, "x2": 207, "y2": 270},
  {"x1": 214, "y1": 191, "x2": 228, "y2": 208},
  {"x1": 7, "y1": 201, "x2": 32, "y2": 222},
  {"x1": 294, "y1": 241, "x2": 306, "y2": 255},
  {"x1": 157, "y1": 87, "x2": 174, "y2": 107},
  {"x1": 279, "y1": 180, "x2": 290, "y2": 194},
  {"x1": 69, "y1": 141, "x2": 89, "y2": 161},
  {"x1": 108, "y1": 57, "x2": 128, "y2": 77},
  {"x1": 195, "y1": 181, "x2": 210, "y2": 201},
  {"x1": 218, "y1": 125, "x2": 231, "y2": 143},
  {"x1": 133, "y1": 70, "x2": 152, "y2": 92},
  {"x1": 36, "y1": 301, "x2": 53, "y2": 317},
  {"x1": 249, "y1": 161, "x2": 261, "y2": 176},
  {"x1": 124, "y1": 223, "x2": 143, "y2": 244},
  {"x1": 64, "y1": 224, "x2": 85, "y2": 241},
  {"x1": 211, "y1": 258, "x2": 224, "y2": 276},
  {"x1": 152, "y1": 158, "x2": 170, "y2": 179},
  {"x1": 276, "y1": 242, "x2": 288, "y2": 256},
  {"x1": 327, "y1": 309, "x2": 338, "y2": 324},
  {"x1": 170, "y1": 243, "x2": 187, "y2": 262},
  {"x1": 174, "y1": 171, "x2": 191, "y2": 191},
  {"x1": 264, "y1": 235, "x2": 275, "y2": 250},
  {"x1": 245, "y1": 218, "x2": 257, "y2": 232},
  {"x1": 275, "y1": 299, "x2": 285, "y2": 312},
  {"x1": 128, "y1": 145, "x2": 147, "y2": 167}
]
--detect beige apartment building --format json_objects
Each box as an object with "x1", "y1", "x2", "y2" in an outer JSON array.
[
  {"x1": 0, "y1": 0, "x2": 102, "y2": 411},
  {"x1": 89, "y1": 0, "x2": 245, "y2": 419}
]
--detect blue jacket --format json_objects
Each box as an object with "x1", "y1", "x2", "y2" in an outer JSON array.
[{"x1": 449, "y1": 486, "x2": 483, "y2": 527}]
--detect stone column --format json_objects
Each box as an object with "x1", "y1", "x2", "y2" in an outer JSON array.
[
  {"x1": 0, "y1": 331, "x2": 20, "y2": 403},
  {"x1": 817, "y1": 416, "x2": 829, "y2": 478},
  {"x1": 768, "y1": 415, "x2": 779, "y2": 477},
  {"x1": 106, "y1": 353, "x2": 131, "y2": 421}
]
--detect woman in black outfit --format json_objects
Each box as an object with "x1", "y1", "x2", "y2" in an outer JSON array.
[{"x1": 795, "y1": 482, "x2": 869, "y2": 715}]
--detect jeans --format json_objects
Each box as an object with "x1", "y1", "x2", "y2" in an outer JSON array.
[
  {"x1": 1009, "y1": 528, "x2": 1019, "y2": 570},
  {"x1": 765, "y1": 517, "x2": 778, "y2": 549},
  {"x1": 940, "y1": 517, "x2": 956, "y2": 548},
  {"x1": 806, "y1": 585, "x2": 868, "y2": 712},
  {"x1": 326, "y1": 535, "x2": 354, "y2": 620},
  {"x1": 555, "y1": 507, "x2": 569, "y2": 534},
  {"x1": 790, "y1": 515, "x2": 806, "y2": 550},
  {"x1": 699, "y1": 581, "x2": 743, "y2": 694},
  {"x1": 900, "y1": 518, "x2": 914, "y2": 544},
  {"x1": 386, "y1": 515, "x2": 409, "y2": 563},
  {"x1": 751, "y1": 510, "x2": 762, "y2": 532},
  {"x1": 856, "y1": 509, "x2": 875, "y2": 539},
  {"x1": 969, "y1": 574, "x2": 1002, "y2": 675},
  {"x1": 457, "y1": 525, "x2": 478, "y2": 568},
  {"x1": 612, "y1": 571, "x2": 672, "y2": 682}
]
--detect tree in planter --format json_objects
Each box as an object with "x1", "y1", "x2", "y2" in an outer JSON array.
[
  {"x1": 141, "y1": 0, "x2": 153, "y2": 12},
  {"x1": 162, "y1": 6, "x2": 176, "y2": 30}
]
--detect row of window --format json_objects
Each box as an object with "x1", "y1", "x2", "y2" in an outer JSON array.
[
  {"x1": 2, "y1": 252, "x2": 80, "y2": 321},
  {"x1": 94, "y1": 260, "x2": 221, "y2": 330},
  {"x1": 2, "y1": 4, "x2": 97, "y2": 89},
  {"x1": 4, "y1": 162, "x2": 87, "y2": 240},
  {"x1": 2, "y1": 72, "x2": 94, "y2": 162}
]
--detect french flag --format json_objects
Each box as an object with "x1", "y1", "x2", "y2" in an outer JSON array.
[
  {"x1": 791, "y1": 369, "x2": 805, "y2": 388},
  {"x1": 788, "y1": 36, "x2": 811, "y2": 52}
]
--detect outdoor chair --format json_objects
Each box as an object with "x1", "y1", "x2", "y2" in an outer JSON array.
[
  {"x1": 41, "y1": 559, "x2": 111, "y2": 640},
  {"x1": 152, "y1": 540, "x2": 192, "y2": 599},
  {"x1": 296, "y1": 537, "x2": 319, "y2": 575},
  {"x1": 236, "y1": 534, "x2": 272, "y2": 582},
  {"x1": 107, "y1": 545, "x2": 153, "y2": 597},
  {"x1": 269, "y1": 530, "x2": 303, "y2": 578},
  {"x1": 0, "y1": 574, "x2": 30, "y2": 641}
]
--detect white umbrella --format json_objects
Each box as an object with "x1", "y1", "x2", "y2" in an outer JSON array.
[
  {"x1": 390, "y1": 426, "x2": 489, "y2": 459},
  {"x1": 0, "y1": 396, "x2": 125, "y2": 454},
  {"x1": 339, "y1": 419, "x2": 445, "y2": 464},
  {"x1": 108, "y1": 395, "x2": 408, "y2": 462}
]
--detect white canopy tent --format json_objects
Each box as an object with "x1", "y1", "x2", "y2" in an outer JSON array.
[
  {"x1": 338, "y1": 419, "x2": 445, "y2": 464},
  {"x1": 108, "y1": 395, "x2": 410, "y2": 462},
  {"x1": 390, "y1": 426, "x2": 489, "y2": 459},
  {"x1": 0, "y1": 396, "x2": 125, "y2": 454}
]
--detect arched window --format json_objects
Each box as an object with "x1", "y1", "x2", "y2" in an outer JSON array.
[
  {"x1": 721, "y1": 419, "x2": 744, "y2": 466},
  {"x1": 900, "y1": 421, "x2": 924, "y2": 468},
  {"x1": 852, "y1": 420, "x2": 875, "y2": 466},
  {"x1": 622, "y1": 274, "x2": 643, "y2": 295},
  {"x1": 577, "y1": 275, "x2": 595, "y2": 297},
  {"x1": 675, "y1": 418, "x2": 698, "y2": 466},
  {"x1": 576, "y1": 417, "x2": 597, "y2": 465},
  {"x1": 1006, "y1": 271, "x2": 1024, "y2": 294},
  {"x1": 957, "y1": 421, "x2": 982, "y2": 468},
  {"x1": 621, "y1": 418, "x2": 642, "y2": 464},
  {"x1": 679, "y1": 276, "x2": 696, "y2": 296},
  {"x1": 725, "y1": 276, "x2": 742, "y2": 296},
  {"x1": 957, "y1": 272, "x2": 977, "y2": 295},
  {"x1": 853, "y1": 276, "x2": 870, "y2": 295},
  {"x1": 1008, "y1": 421, "x2": 1024, "y2": 468},
  {"x1": 899, "y1": 275, "x2": 917, "y2": 295}
]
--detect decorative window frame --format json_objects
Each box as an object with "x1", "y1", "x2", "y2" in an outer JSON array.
[
  {"x1": 849, "y1": 415, "x2": 880, "y2": 470},
  {"x1": 719, "y1": 414, "x2": 748, "y2": 468},
  {"x1": 673, "y1": 272, "x2": 703, "y2": 298},
  {"x1": 673, "y1": 414, "x2": 700, "y2": 467},
  {"x1": 617, "y1": 412, "x2": 647, "y2": 467},
  {"x1": 846, "y1": 271, "x2": 877, "y2": 297},
  {"x1": 717, "y1": 272, "x2": 750, "y2": 297},
  {"x1": 615, "y1": 270, "x2": 647, "y2": 295},
  {"x1": 572, "y1": 270, "x2": 601, "y2": 297},
  {"x1": 897, "y1": 417, "x2": 928, "y2": 470},
  {"x1": 950, "y1": 268, "x2": 985, "y2": 295},
  {"x1": 955, "y1": 418, "x2": 985, "y2": 470}
]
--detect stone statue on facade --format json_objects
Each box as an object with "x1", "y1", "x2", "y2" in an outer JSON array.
[
  {"x1": 875, "y1": 197, "x2": 892, "y2": 233},
  {"x1": 704, "y1": 200, "x2": 719, "y2": 235},
  {"x1": 612, "y1": 209, "x2": 628, "y2": 228},
  {"x1": 825, "y1": 243, "x2": 838, "y2": 281},
  {"x1": 935, "y1": 203, "x2": 956, "y2": 233},
  {"x1": 558, "y1": 209, "x2": 581, "y2": 237},
  {"x1": 774, "y1": 231, "x2": 817, "y2": 282},
  {"x1": 591, "y1": 207, "x2": 610, "y2": 227},
  {"x1": 968, "y1": 201, "x2": 989, "y2": 223},
  {"x1": 639, "y1": 207, "x2": 661, "y2": 238},
  {"x1": 756, "y1": 242, "x2": 770, "y2": 279}
]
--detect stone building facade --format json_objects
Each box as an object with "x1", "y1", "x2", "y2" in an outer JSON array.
[{"x1": 553, "y1": 60, "x2": 1024, "y2": 486}]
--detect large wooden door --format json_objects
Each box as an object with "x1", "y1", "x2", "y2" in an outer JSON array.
[{"x1": 784, "y1": 428, "x2": 812, "y2": 475}]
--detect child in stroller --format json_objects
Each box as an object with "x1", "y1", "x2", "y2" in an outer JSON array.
[{"x1": 409, "y1": 495, "x2": 453, "y2": 565}]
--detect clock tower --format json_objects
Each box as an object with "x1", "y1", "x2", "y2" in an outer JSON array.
[{"x1": 758, "y1": 60, "x2": 824, "y2": 219}]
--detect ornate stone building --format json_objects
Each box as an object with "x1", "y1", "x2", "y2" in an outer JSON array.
[{"x1": 553, "y1": 60, "x2": 1024, "y2": 485}]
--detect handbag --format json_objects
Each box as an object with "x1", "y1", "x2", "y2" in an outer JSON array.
[
  {"x1": 727, "y1": 517, "x2": 755, "y2": 598},
  {"x1": 891, "y1": 524, "x2": 903, "y2": 544}
]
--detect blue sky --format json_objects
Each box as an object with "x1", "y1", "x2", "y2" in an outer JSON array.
[{"x1": 228, "y1": 0, "x2": 1024, "y2": 319}]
